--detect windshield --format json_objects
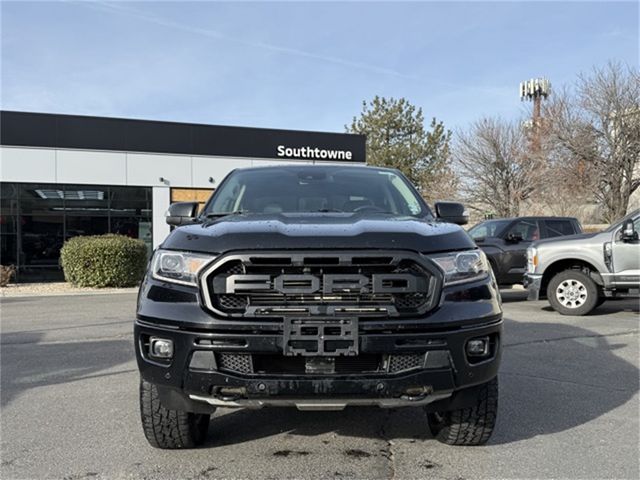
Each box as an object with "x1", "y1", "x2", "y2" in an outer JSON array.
[
  {"x1": 468, "y1": 219, "x2": 511, "y2": 240},
  {"x1": 203, "y1": 166, "x2": 428, "y2": 217}
]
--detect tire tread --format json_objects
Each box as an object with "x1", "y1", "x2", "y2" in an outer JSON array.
[
  {"x1": 428, "y1": 377, "x2": 498, "y2": 446},
  {"x1": 139, "y1": 378, "x2": 209, "y2": 449}
]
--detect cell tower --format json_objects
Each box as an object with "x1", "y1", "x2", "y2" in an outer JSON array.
[
  {"x1": 520, "y1": 77, "x2": 551, "y2": 151},
  {"x1": 520, "y1": 77, "x2": 551, "y2": 123}
]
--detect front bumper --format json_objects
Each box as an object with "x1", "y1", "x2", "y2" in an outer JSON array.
[
  {"x1": 135, "y1": 317, "x2": 501, "y2": 411},
  {"x1": 523, "y1": 273, "x2": 543, "y2": 300},
  {"x1": 135, "y1": 271, "x2": 502, "y2": 411}
]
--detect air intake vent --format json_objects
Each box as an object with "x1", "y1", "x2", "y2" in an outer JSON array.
[
  {"x1": 216, "y1": 353, "x2": 253, "y2": 374},
  {"x1": 388, "y1": 354, "x2": 425, "y2": 373}
]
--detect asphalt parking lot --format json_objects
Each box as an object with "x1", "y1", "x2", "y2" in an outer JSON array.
[{"x1": 1, "y1": 290, "x2": 638, "y2": 479}]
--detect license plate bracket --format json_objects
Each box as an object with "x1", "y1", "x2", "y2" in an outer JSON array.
[{"x1": 283, "y1": 318, "x2": 358, "y2": 356}]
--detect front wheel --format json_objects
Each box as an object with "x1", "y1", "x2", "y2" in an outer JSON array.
[
  {"x1": 139, "y1": 378, "x2": 210, "y2": 449},
  {"x1": 427, "y1": 377, "x2": 498, "y2": 446},
  {"x1": 547, "y1": 270, "x2": 598, "y2": 316}
]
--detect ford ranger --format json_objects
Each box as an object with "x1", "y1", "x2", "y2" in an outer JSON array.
[{"x1": 135, "y1": 165, "x2": 502, "y2": 448}]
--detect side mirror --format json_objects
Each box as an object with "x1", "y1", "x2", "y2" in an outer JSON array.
[
  {"x1": 434, "y1": 201, "x2": 469, "y2": 226},
  {"x1": 621, "y1": 220, "x2": 638, "y2": 242},
  {"x1": 507, "y1": 232, "x2": 524, "y2": 243},
  {"x1": 165, "y1": 202, "x2": 199, "y2": 226}
]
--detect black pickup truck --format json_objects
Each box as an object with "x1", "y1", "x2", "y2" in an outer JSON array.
[
  {"x1": 468, "y1": 216, "x2": 582, "y2": 287},
  {"x1": 135, "y1": 165, "x2": 502, "y2": 448}
]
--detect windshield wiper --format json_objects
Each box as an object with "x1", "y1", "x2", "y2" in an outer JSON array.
[
  {"x1": 203, "y1": 210, "x2": 248, "y2": 219},
  {"x1": 314, "y1": 208, "x2": 343, "y2": 213}
]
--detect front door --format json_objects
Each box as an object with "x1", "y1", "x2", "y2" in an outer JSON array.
[{"x1": 500, "y1": 219, "x2": 540, "y2": 284}]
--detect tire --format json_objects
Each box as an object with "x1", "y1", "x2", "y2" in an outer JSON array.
[
  {"x1": 427, "y1": 377, "x2": 498, "y2": 446},
  {"x1": 139, "y1": 378, "x2": 210, "y2": 449},
  {"x1": 547, "y1": 270, "x2": 599, "y2": 316}
]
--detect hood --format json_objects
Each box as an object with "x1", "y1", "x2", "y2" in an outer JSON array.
[
  {"x1": 161, "y1": 212, "x2": 476, "y2": 253},
  {"x1": 532, "y1": 231, "x2": 599, "y2": 248}
]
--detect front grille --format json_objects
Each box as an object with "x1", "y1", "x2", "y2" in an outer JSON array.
[
  {"x1": 201, "y1": 251, "x2": 440, "y2": 318},
  {"x1": 212, "y1": 353, "x2": 427, "y2": 375}
]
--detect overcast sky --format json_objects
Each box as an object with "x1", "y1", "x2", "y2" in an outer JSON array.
[{"x1": 1, "y1": 1, "x2": 638, "y2": 133}]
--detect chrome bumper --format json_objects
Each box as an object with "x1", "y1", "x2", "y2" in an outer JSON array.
[{"x1": 189, "y1": 392, "x2": 452, "y2": 411}]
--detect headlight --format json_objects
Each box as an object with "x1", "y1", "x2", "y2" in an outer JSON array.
[
  {"x1": 151, "y1": 250, "x2": 215, "y2": 286},
  {"x1": 430, "y1": 250, "x2": 489, "y2": 286},
  {"x1": 527, "y1": 247, "x2": 538, "y2": 274}
]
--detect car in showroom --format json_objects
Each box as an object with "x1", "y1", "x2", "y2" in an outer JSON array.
[
  {"x1": 468, "y1": 216, "x2": 582, "y2": 287},
  {"x1": 524, "y1": 209, "x2": 640, "y2": 315},
  {"x1": 134, "y1": 165, "x2": 502, "y2": 448}
]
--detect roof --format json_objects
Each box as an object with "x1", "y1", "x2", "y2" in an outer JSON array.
[{"x1": 0, "y1": 110, "x2": 366, "y2": 162}]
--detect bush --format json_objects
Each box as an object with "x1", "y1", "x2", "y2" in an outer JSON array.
[
  {"x1": 0, "y1": 265, "x2": 16, "y2": 287},
  {"x1": 60, "y1": 234, "x2": 148, "y2": 288}
]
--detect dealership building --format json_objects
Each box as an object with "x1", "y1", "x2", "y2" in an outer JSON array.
[{"x1": 0, "y1": 111, "x2": 366, "y2": 281}]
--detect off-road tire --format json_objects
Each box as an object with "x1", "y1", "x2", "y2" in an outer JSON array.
[
  {"x1": 547, "y1": 270, "x2": 598, "y2": 316},
  {"x1": 140, "y1": 378, "x2": 210, "y2": 449},
  {"x1": 426, "y1": 377, "x2": 498, "y2": 446}
]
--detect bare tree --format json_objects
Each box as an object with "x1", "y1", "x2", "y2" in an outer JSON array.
[
  {"x1": 546, "y1": 62, "x2": 640, "y2": 222},
  {"x1": 419, "y1": 161, "x2": 460, "y2": 205},
  {"x1": 454, "y1": 117, "x2": 543, "y2": 217},
  {"x1": 530, "y1": 98, "x2": 599, "y2": 218}
]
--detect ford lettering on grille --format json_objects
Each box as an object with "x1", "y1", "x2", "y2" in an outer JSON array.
[
  {"x1": 225, "y1": 273, "x2": 419, "y2": 295},
  {"x1": 200, "y1": 251, "x2": 441, "y2": 318}
]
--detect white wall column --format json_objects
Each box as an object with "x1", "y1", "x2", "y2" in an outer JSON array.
[{"x1": 152, "y1": 186, "x2": 171, "y2": 248}]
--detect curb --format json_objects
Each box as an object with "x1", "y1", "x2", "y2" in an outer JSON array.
[{"x1": 1, "y1": 289, "x2": 139, "y2": 299}]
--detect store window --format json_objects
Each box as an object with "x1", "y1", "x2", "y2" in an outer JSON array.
[{"x1": 0, "y1": 183, "x2": 153, "y2": 282}]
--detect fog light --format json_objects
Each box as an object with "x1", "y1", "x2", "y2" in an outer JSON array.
[
  {"x1": 466, "y1": 337, "x2": 490, "y2": 357},
  {"x1": 149, "y1": 337, "x2": 174, "y2": 359}
]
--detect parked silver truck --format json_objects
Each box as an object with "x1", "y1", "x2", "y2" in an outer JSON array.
[{"x1": 524, "y1": 209, "x2": 639, "y2": 315}]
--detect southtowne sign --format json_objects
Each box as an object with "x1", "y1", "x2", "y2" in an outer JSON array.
[
  {"x1": 0, "y1": 111, "x2": 366, "y2": 163},
  {"x1": 277, "y1": 145, "x2": 353, "y2": 161}
]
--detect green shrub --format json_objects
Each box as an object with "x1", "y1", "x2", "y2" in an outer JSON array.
[
  {"x1": 0, "y1": 265, "x2": 16, "y2": 287},
  {"x1": 60, "y1": 234, "x2": 148, "y2": 288}
]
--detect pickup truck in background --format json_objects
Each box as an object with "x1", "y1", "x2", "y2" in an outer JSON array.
[
  {"x1": 524, "y1": 209, "x2": 640, "y2": 315},
  {"x1": 468, "y1": 217, "x2": 582, "y2": 287}
]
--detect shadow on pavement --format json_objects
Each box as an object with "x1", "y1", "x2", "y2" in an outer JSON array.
[
  {"x1": 202, "y1": 320, "x2": 638, "y2": 447},
  {"x1": 0, "y1": 335, "x2": 133, "y2": 408}
]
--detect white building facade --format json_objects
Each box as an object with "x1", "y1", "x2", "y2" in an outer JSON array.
[{"x1": 0, "y1": 111, "x2": 365, "y2": 281}]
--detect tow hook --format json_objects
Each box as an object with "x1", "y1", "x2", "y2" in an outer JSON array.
[
  {"x1": 401, "y1": 385, "x2": 434, "y2": 401},
  {"x1": 212, "y1": 386, "x2": 247, "y2": 401}
]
